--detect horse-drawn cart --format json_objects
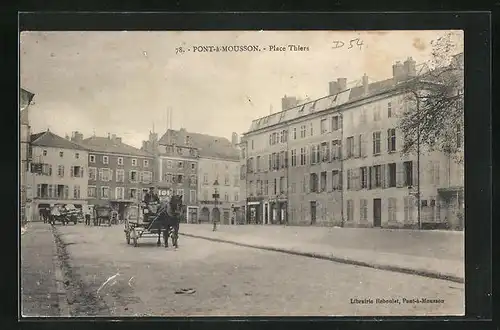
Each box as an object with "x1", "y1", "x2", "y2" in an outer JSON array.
[
  {"x1": 124, "y1": 201, "x2": 172, "y2": 247},
  {"x1": 94, "y1": 205, "x2": 113, "y2": 227}
]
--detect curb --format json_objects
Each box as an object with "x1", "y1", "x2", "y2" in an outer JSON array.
[{"x1": 180, "y1": 232, "x2": 464, "y2": 284}]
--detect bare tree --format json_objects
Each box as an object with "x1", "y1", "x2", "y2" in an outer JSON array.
[{"x1": 397, "y1": 32, "x2": 464, "y2": 164}]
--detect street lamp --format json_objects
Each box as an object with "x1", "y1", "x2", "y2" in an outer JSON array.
[{"x1": 212, "y1": 179, "x2": 220, "y2": 231}]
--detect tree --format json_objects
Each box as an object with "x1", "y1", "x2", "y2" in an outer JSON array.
[{"x1": 397, "y1": 32, "x2": 464, "y2": 164}]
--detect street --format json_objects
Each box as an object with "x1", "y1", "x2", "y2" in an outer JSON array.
[{"x1": 21, "y1": 223, "x2": 464, "y2": 317}]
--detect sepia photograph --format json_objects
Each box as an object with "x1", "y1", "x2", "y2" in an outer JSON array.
[{"x1": 20, "y1": 29, "x2": 464, "y2": 317}]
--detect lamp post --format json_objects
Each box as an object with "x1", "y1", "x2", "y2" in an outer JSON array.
[{"x1": 212, "y1": 179, "x2": 220, "y2": 231}]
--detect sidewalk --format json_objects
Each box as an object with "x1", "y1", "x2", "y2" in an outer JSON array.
[
  {"x1": 179, "y1": 224, "x2": 464, "y2": 283},
  {"x1": 20, "y1": 222, "x2": 67, "y2": 317}
]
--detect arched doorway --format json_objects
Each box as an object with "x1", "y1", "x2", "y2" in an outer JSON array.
[
  {"x1": 212, "y1": 208, "x2": 220, "y2": 223},
  {"x1": 200, "y1": 207, "x2": 210, "y2": 223}
]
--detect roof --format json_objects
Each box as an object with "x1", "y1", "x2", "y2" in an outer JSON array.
[
  {"x1": 158, "y1": 129, "x2": 239, "y2": 161},
  {"x1": 81, "y1": 136, "x2": 154, "y2": 157},
  {"x1": 31, "y1": 131, "x2": 88, "y2": 151}
]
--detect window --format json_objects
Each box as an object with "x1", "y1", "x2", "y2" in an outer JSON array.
[
  {"x1": 89, "y1": 154, "x2": 95, "y2": 163},
  {"x1": 203, "y1": 173, "x2": 208, "y2": 184},
  {"x1": 388, "y1": 163, "x2": 397, "y2": 187},
  {"x1": 190, "y1": 175, "x2": 197, "y2": 186},
  {"x1": 224, "y1": 192, "x2": 229, "y2": 201},
  {"x1": 129, "y1": 170, "x2": 138, "y2": 182},
  {"x1": 309, "y1": 173, "x2": 319, "y2": 193},
  {"x1": 176, "y1": 189, "x2": 184, "y2": 199},
  {"x1": 75, "y1": 152, "x2": 79, "y2": 159},
  {"x1": 387, "y1": 128, "x2": 396, "y2": 152},
  {"x1": 321, "y1": 142, "x2": 329, "y2": 162},
  {"x1": 374, "y1": 105, "x2": 381, "y2": 121},
  {"x1": 143, "y1": 160, "x2": 149, "y2": 167},
  {"x1": 300, "y1": 125, "x2": 306, "y2": 138},
  {"x1": 280, "y1": 176, "x2": 285, "y2": 193},
  {"x1": 293, "y1": 127, "x2": 297, "y2": 140},
  {"x1": 264, "y1": 180, "x2": 269, "y2": 195},
  {"x1": 331, "y1": 116, "x2": 340, "y2": 131},
  {"x1": 373, "y1": 165, "x2": 382, "y2": 188},
  {"x1": 87, "y1": 186, "x2": 97, "y2": 198},
  {"x1": 273, "y1": 178, "x2": 277, "y2": 195},
  {"x1": 347, "y1": 200, "x2": 354, "y2": 221},
  {"x1": 131, "y1": 158, "x2": 137, "y2": 166},
  {"x1": 59, "y1": 151, "x2": 64, "y2": 158},
  {"x1": 141, "y1": 171, "x2": 152, "y2": 184},
  {"x1": 234, "y1": 193, "x2": 239, "y2": 201},
  {"x1": 177, "y1": 174, "x2": 184, "y2": 183},
  {"x1": 89, "y1": 167, "x2": 97, "y2": 180},
  {"x1": 177, "y1": 147, "x2": 183, "y2": 155},
  {"x1": 387, "y1": 102, "x2": 393, "y2": 118},
  {"x1": 403, "y1": 161, "x2": 413, "y2": 186},
  {"x1": 117, "y1": 157, "x2": 124, "y2": 165},
  {"x1": 280, "y1": 151, "x2": 285, "y2": 169},
  {"x1": 388, "y1": 198, "x2": 397, "y2": 222},
  {"x1": 373, "y1": 131, "x2": 381, "y2": 155},
  {"x1": 191, "y1": 163, "x2": 196, "y2": 170},
  {"x1": 291, "y1": 149, "x2": 297, "y2": 166},
  {"x1": 320, "y1": 172, "x2": 327, "y2": 192},
  {"x1": 300, "y1": 147, "x2": 306, "y2": 165},
  {"x1": 310, "y1": 122, "x2": 314, "y2": 136},
  {"x1": 332, "y1": 170, "x2": 341, "y2": 190},
  {"x1": 256, "y1": 156, "x2": 261, "y2": 172},
  {"x1": 99, "y1": 168, "x2": 112, "y2": 182},
  {"x1": 57, "y1": 165, "x2": 64, "y2": 177},
  {"x1": 321, "y1": 118, "x2": 328, "y2": 134},
  {"x1": 129, "y1": 188, "x2": 138, "y2": 200},
  {"x1": 100, "y1": 186, "x2": 110, "y2": 199},
  {"x1": 43, "y1": 150, "x2": 47, "y2": 156},
  {"x1": 116, "y1": 169, "x2": 125, "y2": 182},
  {"x1": 167, "y1": 160, "x2": 173, "y2": 169},
  {"x1": 103, "y1": 156, "x2": 109, "y2": 164},
  {"x1": 347, "y1": 169, "x2": 352, "y2": 190},
  {"x1": 360, "y1": 199, "x2": 368, "y2": 222},
  {"x1": 73, "y1": 185, "x2": 81, "y2": 199},
  {"x1": 70, "y1": 166, "x2": 84, "y2": 178},
  {"x1": 331, "y1": 140, "x2": 341, "y2": 160},
  {"x1": 115, "y1": 187, "x2": 125, "y2": 200},
  {"x1": 360, "y1": 167, "x2": 368, "y2": 189},
  {"x1": 346, "y1": 136, "x2": 354, "y2": 158},
  {"x1": 190, "y1": 190, "x2": 197, "y2": 203},
  {"x1": 178, "y1": 161, "x2": 184, "y2": 169}
]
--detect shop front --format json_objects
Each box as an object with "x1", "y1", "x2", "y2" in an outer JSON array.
[
  {"x1": 246, "y1": 196, "x2": 264, "y2": 224},
  {"x1": 268, "y1": 196, "x2": 288, "y2": 225},
  {"x1": 437, "y1": 186, "x2": 464, "y2": 230}
]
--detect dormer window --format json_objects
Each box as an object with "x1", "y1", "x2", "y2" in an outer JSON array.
[
  {"x1": 59, "y1": 151, "x2": 64, "y2": 158},
  {"x1": 43, "y1": 150, "x2": 47, "y2": 156},
  {"x1": 132, "y1": 159, "x2": 137, "y2": 166},
  {"x1": 102, "y1": 156, "x2": 109, "y2": 164},
  {"x1": 117, "y1": 157, "x2": 124, "y2": 165}
]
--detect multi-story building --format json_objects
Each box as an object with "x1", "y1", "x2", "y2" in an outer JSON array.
[
  {"x1": 20, "y1": 88, "x2": 35, "y2": 224},
  {"x1": 27, "y1": 130, "x2": 89, "y2": 220},
  {"x1": 241, "y1": 55, "x2": 464, "y2": 229},
  {"x1": 194, "y1": 132, "x2": 240, "y2": 225},
  {"x1": 153, "y1": 128, "x2": 200, "y2": 223},
  {"x1": 72, "y1": 132, "x2": 155, "y2": 220}
]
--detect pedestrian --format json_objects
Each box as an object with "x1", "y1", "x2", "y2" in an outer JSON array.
[{"x1": 84, "y1": 205, "x2": 91, "y2": 226}]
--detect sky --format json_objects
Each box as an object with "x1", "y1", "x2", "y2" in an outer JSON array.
[{"x1": 20, "y1": 30, "x2": 463, "y2": 148}]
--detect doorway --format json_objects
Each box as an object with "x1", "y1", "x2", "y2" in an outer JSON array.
[
  {"x1": 310, "y1": 201, "x2": 317, "y2": 225},
  {"x1": 373, "y1": 198, "x2": 382, "y2": 227}
]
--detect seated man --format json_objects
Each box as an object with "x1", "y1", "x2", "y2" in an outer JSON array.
[{"x1": 142, "y1": 186, "x2": 160, "y2": 220}]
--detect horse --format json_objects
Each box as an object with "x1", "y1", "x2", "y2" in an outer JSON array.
[{"x1": 153, "y1": 195, "x2": 183, "y2": 248}]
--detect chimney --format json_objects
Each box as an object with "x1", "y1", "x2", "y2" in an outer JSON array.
[
  {"x1": 111, "y1": 134, "x2": 117, "y2": 141},
  {"x1": 337, "y1": 78, "x2": 347, "y2": 91},
  {"x1": 71, "y1": 131, "x2": 84, "y2": 143},
  {"x1": 392, "y1": 61, "x2": 405, "y2": 82},
  {"x1": 231, "y1": 132, "x2": 239, "y2": 146},
  {"x1": 362, "y1": 73, "x2": 369, "y2": 95},
  {"x1": 281, "y1": 95, "x2": 298, "y2": 111},
  {"x1": 404, "y1": 56, "x2": 416, "y2": 77},
  {"x1": 142, "y1": 141, "x2": 148, "y2": 150},
  {"x1": 329, "y1": 81, "x2": 340, "y2": 95},
  {"x1": 178, "y1": 128, "x2": 187, "y2": 145},
  {"x1": 115, "y1": 137, "x2": 122, "y2": 144}
]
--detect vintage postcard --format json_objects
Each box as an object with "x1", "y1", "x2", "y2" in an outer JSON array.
[{"x1": 20, "y1": 30, "x2": 464, "y2": 317}]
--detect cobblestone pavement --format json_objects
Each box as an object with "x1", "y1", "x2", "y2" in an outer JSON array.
[
  {"x1": 20, "y1": 223, "x2": 62, "y2": 317},
  {"x1": 49, "y1": 224, "x2": 464, "y2": 317}
]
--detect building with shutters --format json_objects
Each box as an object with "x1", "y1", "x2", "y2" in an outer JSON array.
[
  {"x1": 20, "y1": 88, "x2": 35, "y2": 225},
  {"x1": 241, "y1": 55, "x2": 464, "y2": 229},
  {"x1": 27, "y1": 130, "x2": 89, "y2": 220},
  {"x1": 72, "y1": 132, "x2": 155, "y2": 220}
]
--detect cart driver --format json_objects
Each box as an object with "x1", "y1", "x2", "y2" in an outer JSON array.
[{"x1": 143, "y1": 186, "x2": 160, "y2": 205}]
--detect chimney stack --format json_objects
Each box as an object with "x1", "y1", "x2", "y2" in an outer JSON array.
[
  {"x1": 281, "y1": 95, "x2": 298, "y2": 111},
  {"x1": 404, "y1": 56, "x2": 416, "y2": 77},
  {"x1": 329, "y1": 81, "x2": 340, "y2": 95},
  {"x1": 231, "y1": 132, "x2": 239, "y2": 146},
  {"x1": 362, "y1": 73, "x2": 369, "y2": 95},
  {"x1": 71, "y1": 131, "x2": 84, "y2": 143},
  {"x1": 337, "y1": 78, "x2": 347, "y2": 91},
  {"x1": 392, "y1": 61, "x2": 405, "y2": 82}
]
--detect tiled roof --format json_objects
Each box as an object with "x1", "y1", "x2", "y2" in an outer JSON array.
[
  {"x1": 31, "y1": 131, "x2": 88, "y2": 151},
  {"x1": 81, "y1": 136, "x2": 154, "y2": 157},
  {"x1": 158, "y1": 129, "x2": 239, "y2": 161}
]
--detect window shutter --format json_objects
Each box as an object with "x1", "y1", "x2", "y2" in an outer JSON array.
[
  {"x1": 70, "y1": 166, "x2": 74, "y2": 177},
  {"x1": 396, "y1": 162, "x2": 404, "y2": 187},
  {"x1": 356, "y1": 168, "x2": 363, "y2": 190},
  {"x1": 370, "y1": 167, "x2": 376, "y2": 189},
  {"x1": 81, "y1": 167, "x2": 84, "y2": 178},
  {"x1": 99, "y1": 168, "x2": 103, "y2": 181},
  {"x1": 381, "y1": 164, "x2": 387, "y2": 189},
  {"x1": 359, "y1": 134, "x2": 365, "y2": 157},
  {"x1": 387, "y1": 129, "x2": 391, "y2": 151},
  {"x1": 412, "y1": 161, "x2": 418, "y2": 187},
  {"x1": 353, "y1": 136, "x2": 359, "y2": 158},
  {"x1": 110, "y1": 170, "x2": 113, "y2": 182}
]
